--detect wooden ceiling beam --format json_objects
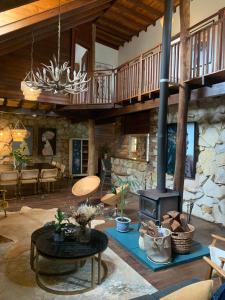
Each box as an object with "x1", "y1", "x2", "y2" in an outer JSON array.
[
  {"x1": 0, "y1": 0, "x2": 111, "y2": 44},
  {"x1": 109, "y1": 6, "x2": 148, "y2": 27},
  {"x1": 0, "y1": 10, "x2": 104, "y2": 55},
  {"x1": 130, "y1": 0, "x2": 163, "y2": 17},
  {"x1": 97, "y1": 18, "x2": 137, "y2": 36},
  {"x1": 96, "y1": 28, "x2": 125, "y2": 43},
  {"x1": 101, "y1": 13, "x2": 141, "y2": 32},
  {"x1": 0, "y1": 0, "x2": 36, "y2": 13},
  {"x1": 113, "y1": 3, "x2": 155, "y2": 24},
  {"x1": 96, "y1": 24, "x2": 130, "y2": 41},
  {"x1": 0, "y1": 106, "x2": 60, "y2": 117},
  {"x1": 0, "y1": 0, "x2": 112, "y2": 37},
  {"x1": 96, "y1": 37, "x2": 119, "y2": 49}
]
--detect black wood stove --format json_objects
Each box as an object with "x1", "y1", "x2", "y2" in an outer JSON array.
[{"x1": 138, "y1": 189, "x2": 180, "y2": 224}]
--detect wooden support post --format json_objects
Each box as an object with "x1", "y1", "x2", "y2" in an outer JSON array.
[
  {"x1": 173, "y1": 0, "x2": 191, "y2": 208},
  {"x1": 88, "y1": 119, "x2": 95, "y2": 175},
  {"x1": 90, "y1": 24, "x2": 96, "y2": 104}
]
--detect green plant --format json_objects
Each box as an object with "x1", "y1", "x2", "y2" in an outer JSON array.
[
  {"x1": 10, "y1": 147, "x2": 31, "y2": 166},
  {"x1": 54, "y1": 209, "x2": 69, "y2": 233},
  {"x1": 115, "y1": 178, "x2": 132, "y2": 220}
]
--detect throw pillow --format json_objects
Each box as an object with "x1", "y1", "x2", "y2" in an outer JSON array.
[{"x1": 160, "y1": 280, "x2": 213, "y2": 300}]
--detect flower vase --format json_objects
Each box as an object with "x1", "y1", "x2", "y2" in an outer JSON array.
[{"x1": 79, "y1": 225, "x2": 91, "y2": 243}]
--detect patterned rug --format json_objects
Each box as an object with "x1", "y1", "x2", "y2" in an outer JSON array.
[{"x1": 0, "y1": 207, "x2": 157, "y2": 299}]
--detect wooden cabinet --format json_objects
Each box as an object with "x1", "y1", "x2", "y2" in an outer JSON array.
[{"x1": 69, "y1": 139, "x2": 88, "y2": 176}]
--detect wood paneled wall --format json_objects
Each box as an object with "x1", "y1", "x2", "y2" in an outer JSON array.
[
  {"x1": 123, "y1": 111, "x2": 150, "y2": 134},
  {"x1": 0, "y1": 23, "x2": 94, "y2": 103},
  {"x1": 0, "y1": 30, "x2": 71, "y2": 102}
]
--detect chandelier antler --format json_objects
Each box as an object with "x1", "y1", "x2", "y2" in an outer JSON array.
[{"x1": 24, "y1": 0, "x2": 89, "y2": 95}]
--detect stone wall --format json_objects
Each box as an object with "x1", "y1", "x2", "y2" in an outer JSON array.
[
  {"x1": 0, "y1": 114, "x2": 88, "y2": 175},
  {"x1": 111, "y1": 157, "x2": 152, "y2": 193},
  {"x1": 111, "y1": 97, "x2": 225, "y2": 226},
  {"x1": 150, "y1": 97, "x2": 225, "y2": 226}
]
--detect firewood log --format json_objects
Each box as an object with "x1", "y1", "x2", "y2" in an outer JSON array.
[
  {"x1": 167, "y1": 210, "x2": 180, "y2": 220},
  {"x1": 171, "y1": 219, "x2": 183, "y2": 232}
]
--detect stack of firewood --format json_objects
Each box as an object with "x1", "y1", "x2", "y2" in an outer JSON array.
[
  {"x1": 139, "y1": 220, "x2": 160, "y2": 237},
  {"x1": 161, "y1": 211, "x2": 190, "y2": 232}
]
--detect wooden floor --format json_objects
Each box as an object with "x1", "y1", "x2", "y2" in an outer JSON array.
[{"x1": 2, "y1": 181, "x2": 225, "y2": 290}]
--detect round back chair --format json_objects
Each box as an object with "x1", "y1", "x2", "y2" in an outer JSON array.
[{"x1": 72, "y1": 176, "x2": 100, "y2": 203}]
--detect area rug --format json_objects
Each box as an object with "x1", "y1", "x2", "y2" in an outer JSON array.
[
  {"x1": 0, "y1": 207, "x2": 157, "y2": 299},
  {"x1": 106, "y1": 224, "x2": 210, "y2": 271}
]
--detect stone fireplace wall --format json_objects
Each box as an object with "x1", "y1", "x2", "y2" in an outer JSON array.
[
  {"x1": 0, "y1": 114, "x2": 88, "y2": 175},
  {"x1": 111, "y1": 97, "x2": 225, "y2": 226}
]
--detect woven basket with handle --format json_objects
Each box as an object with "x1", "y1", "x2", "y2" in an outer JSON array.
[{"x1": 171, "y1": 224, "x2": 195, "y2": 254}]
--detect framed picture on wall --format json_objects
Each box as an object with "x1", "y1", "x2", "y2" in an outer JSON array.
[
  {"x1": 38, "y1": 128, "x2": 56, "y2": 156},
  {"x1": 12, "y1": 126, "x2": 33, "y2": 155},
  {"x1": 166, "y1": 122, "x2": 196, "y2": 179}
]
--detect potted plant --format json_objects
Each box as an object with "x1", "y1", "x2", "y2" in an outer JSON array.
[
  {"x1": 53, "y1": 209, "x2": 69, "y2": 242},
  {"x1": 115, "y1": 182, "x2": 131, "y2": 232},
  {"x1": 10, "y1": 147, "x2": 31, "y2": 170}
]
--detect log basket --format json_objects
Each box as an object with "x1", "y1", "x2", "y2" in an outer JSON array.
[{"x1": 171, "y1": 224, "x2": 195, "y2": 254}]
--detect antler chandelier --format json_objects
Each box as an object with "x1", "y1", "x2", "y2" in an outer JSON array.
[{"x1": 24, "y1": 0, "x2": 89, "y2": 95}]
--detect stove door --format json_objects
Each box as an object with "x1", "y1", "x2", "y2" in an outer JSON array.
[{"x1": 140, "y1": 196, "x2": 158, "y2": 220}]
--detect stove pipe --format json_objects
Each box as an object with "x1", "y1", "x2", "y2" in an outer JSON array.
[{"x1": 157, "y1": 0, "x2": 173, "y2": 193}]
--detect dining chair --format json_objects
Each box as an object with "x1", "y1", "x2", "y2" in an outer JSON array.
[
  {"x1": 39, "y1": 168, "x2": 58, "y2": 193},
  {"x1": 0, "y1": 189, "x2": 8, "y2": 217},
  {"x1": 0, "y1": 170, "x2": 20, "y2": 199},
  {"x1": 100, "y1": 158, "x2": 112, "y2": 195},
  {"x1": 20, "y1": 169, "x2": 39, "y2": 195},
  {"x1": 51, "y1": 160, "x2": 57, "y2": 167}
]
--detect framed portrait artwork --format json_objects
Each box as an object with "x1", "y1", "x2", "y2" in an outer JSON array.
[
  {"x1": 12, "y1": 126, "x2": 33, "y2": 155},
  {"x1": 38, "y1": 128, "x2": 56, "y2": 156},
  {"x1": 166, "y1": 122, "x2": 197, "y2": 179}
]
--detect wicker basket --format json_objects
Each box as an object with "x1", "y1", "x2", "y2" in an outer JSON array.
[{"x1": 171, "y1": 224, "x2": 195, "y2": 254}]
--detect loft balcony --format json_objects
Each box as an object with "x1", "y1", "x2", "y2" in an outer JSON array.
[{"x1": 69, "y1": 10, "x2": 225, "y2": 109}]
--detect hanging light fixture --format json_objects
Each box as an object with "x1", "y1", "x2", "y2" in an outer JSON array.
[
  {"x1": 21, "y1": 33, "x2": 41, "y2": 101},
  {"x1": 11, "y1": 120, "x2": 28, "y2": 142},
  {"x1": 24, "y1": 0, "x2": 89, "y2": 95}
]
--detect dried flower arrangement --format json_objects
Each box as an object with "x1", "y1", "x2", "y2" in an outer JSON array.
[{"x1": 72, "y1": 204, "x2": 97, "y2": 227}]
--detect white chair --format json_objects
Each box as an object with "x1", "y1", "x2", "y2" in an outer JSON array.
[
  {"x1": 20, "y1": 169, "x2": 39, "y2": 195},
  {"x1": 39, "y1": 168, "x2": 58, "y2": 193},
  {"x1": 204, "y1": 234, "x2": 225, "y2": 284}
]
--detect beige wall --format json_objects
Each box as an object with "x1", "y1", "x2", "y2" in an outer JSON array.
[
  {"x1": 118, "y1": 0, "x2": 225, "y2": 65},
  {"x1": 95, "y1": 42, "x2": 118, "y2": 69}
]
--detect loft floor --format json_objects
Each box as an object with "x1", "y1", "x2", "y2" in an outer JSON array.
[{"x1": 2, "y1": 182, "x2": 225, "y2": 290}]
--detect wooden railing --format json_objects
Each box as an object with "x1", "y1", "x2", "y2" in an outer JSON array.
[
  {"x1": 71, "y1": 12, "x2": 225, "y2": 106},
  {"x1": 71, "y1": 70, "x2": 116, "y2": 105},
  {"x1": 190, "y1": 17, "x2": 225, "y2": 79}
]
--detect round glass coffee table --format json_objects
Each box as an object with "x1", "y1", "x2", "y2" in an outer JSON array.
[{"x1": 30, "y1": 225, "x2": 108, "y2": 295}]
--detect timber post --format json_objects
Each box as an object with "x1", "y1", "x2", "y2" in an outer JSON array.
[
  {"x1": 88, "y1": 119, "x2": 96, "y2": 175},
  {"x1": 174, "y1": 0, "x2": 191, "y2": 210}
]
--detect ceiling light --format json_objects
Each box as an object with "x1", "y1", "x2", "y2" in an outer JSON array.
[{"x1": 23, "y1": 0, "x2": 89, "y2": 95}]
